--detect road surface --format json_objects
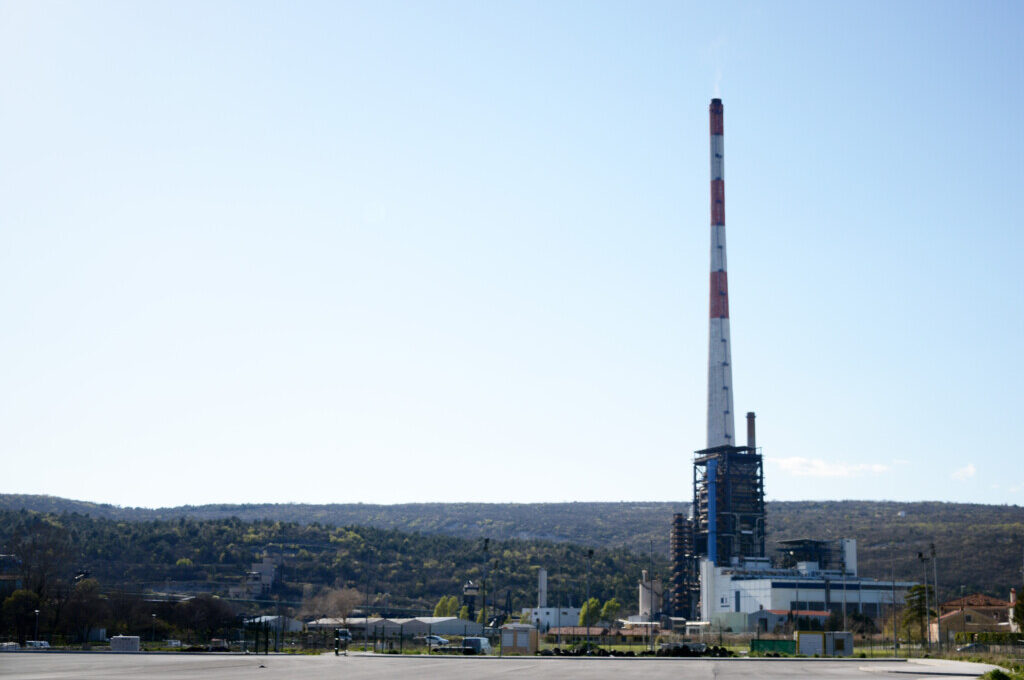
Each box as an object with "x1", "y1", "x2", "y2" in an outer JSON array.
[{"x1": 0, "y1": 652, "x2": 1000, "y2": 679}]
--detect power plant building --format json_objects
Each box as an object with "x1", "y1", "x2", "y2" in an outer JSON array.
[
  {"x1": 521, "y1": 568, "x2": 580, "y2": 632},
  {"x1": 699, "y1": 539, "x2": 915, "y2": 631},
  {"x1": 671, "y1": 99, "x2": 914, "y2": 632}
]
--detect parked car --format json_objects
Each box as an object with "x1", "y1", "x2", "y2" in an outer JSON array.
[
  {"x1": 25, "y1": 641, "x2": 50, "y2": 649},
  {"x1": 955, "y1": 643, "x2": 989, "y2": 653},
  {"x1": 335, "y1": 629, "x2": 352, "y2": 642},
  {"x1": 422, "y1": 635, "x2": 448, "y2": 647},
  {"x1": 462, "y1": 637, "x2": 492, "y2": 655}
]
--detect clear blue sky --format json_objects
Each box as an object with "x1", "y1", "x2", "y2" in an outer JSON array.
[{"x1": 1, "y1": 0, "x2": 1021, "y2": 507}]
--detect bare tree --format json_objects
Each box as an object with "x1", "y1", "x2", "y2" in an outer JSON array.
[{"x1": 304, "y1": 587, "x2": 362, "y2": 626}]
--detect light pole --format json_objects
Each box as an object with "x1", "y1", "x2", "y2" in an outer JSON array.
[
  {"x1": 841, "y1": 553, "x2": 848, "y2": 632},
  {"x1": 481, "y1": 539, "x2": 490, "y2": 630},
  {"x1": 556, "y1": 571, "x2": 562, "y2": 650},
  {"x1": 151, "y1": 613, "x2": 156, "y2": 648},
  {"x1": 918, "y1": 551, "x2": 931, "y2": 652},
  {"x1": 931, "y1": 543, "x2": 940, "y2": 650},
  {"x1": 890, "y1": 545, "x2": 898, "y2": 657},
  {"x1": 585, "y1": 549, "x2": 593, "y2": 652},
  {"x1": 960, "y1": 585, "x2": 965, "y2": 641},
  {"x1": 34, "y1": 609, "x2": 39, "y2": 643},
  {"x1": 649, "y1": 540, "x2": 656, "y2": 653}
]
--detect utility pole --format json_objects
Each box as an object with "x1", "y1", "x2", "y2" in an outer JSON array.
[
  {"x1": 585, "y1": 548, "x2": 593, "y2": 652},
  {"x1": 918, "y1": 551, "x2": 931, "y2": 653},
  {"x1": 482, "y1": 538, "x2": 490, "y2": 630},
  {"x1": 649, "y1": 540, "x2": 655, "y2": 653},
  {"x1": 931, "y1": 543, "x2": 940, "y2": 650},
  {"x1": 363, "y1": 582, "x2": 370, "y2": 652},
  {"x1": 842, "y1": 551, "x2": 848, "y2": 632},
  {"x1": 891, "y1": 546, "x2": 898, "y2": 657},
  {"x1": 557, "y1": 571, "x2": 562, "y2": 649},
  {"x1": 960, "y1": 585, "x2": 965, "y2": 641}
]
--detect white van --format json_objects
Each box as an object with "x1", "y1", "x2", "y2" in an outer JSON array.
[{"x1": 462, "y1": 637, "x2": 492, "y2": 655}]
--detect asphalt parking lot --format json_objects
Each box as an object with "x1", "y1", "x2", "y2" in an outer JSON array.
[{"x1": 0, "y1": 652, "x2": 1001, "y2": 679}]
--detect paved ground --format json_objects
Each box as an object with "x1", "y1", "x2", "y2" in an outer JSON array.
[{"x1": 0, "y1": 652, "x2": 1002, "y2": 679}]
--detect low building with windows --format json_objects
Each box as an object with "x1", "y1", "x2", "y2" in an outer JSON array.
[
  {"x1": 521, "y1": 606, "x2": 582, "y2": 633},
  {"x1": 930, "y1": 590, "x2": 1018, "y2": 644},
  {"x1": 699, "y1": 540, "x2": 915, "y2": 633}
]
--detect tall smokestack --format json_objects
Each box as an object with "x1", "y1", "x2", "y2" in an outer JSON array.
[
  {"x1": 746, "y1": 411, "x2": 756, "y2": 452},
  {"x1": 707, "y1": 98, "x2": 735, "y2": 448},
  {"x1": 538, "y1": 568, "x2": 547, "y2": 608}
]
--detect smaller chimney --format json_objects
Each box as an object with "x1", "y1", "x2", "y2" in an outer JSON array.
[
  {"x1": 746, "y1": 412, "x2": 756, "y2": 452},
  {"x1": 1011, "y1": 588, "x2": 1017, "y2": 605},
  {"x1": 538, "y1": 568, "x2": 548, "y2": 608}
]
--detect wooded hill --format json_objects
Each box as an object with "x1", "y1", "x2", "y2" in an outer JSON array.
[
  {"x1": 0, "y1": 510, "x2": 666, "y2": 615},
  {"x1": 2, "y1": 495, "x2": 1021, "y2": 601}
]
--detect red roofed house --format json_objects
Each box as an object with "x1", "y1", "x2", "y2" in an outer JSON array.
[{"x1": 930, "y1": 590, "x2": 1015, "y2": 645}]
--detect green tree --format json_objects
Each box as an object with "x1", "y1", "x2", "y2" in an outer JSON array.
[
  {"x1": 2, "y1": 589, "x2": 40, "y2": 645},
  {"x1": 458, "y1": 605, "x2": 470, "y2": 621},
  {"x1": 66, "y1": 578, "x2": 106, "y2": 645},
  {"x1": 8, "y1": 516, "x2": 74, "y2": 599},
  {"x1": 174, "y1": 594, "x2": 235, "y2": 643},
  {"x1": 433, "y1": 595, "x2": 459, "y2": 617},
  {"x1": 579, "y1": 597, "x2": 601, "y2": 627},
  {"x1": 600, "y1": 598, "x2": 621, "y2": 624},
  {"x1": 902, "y1": 584, "x2": 935, "y2": 643}
]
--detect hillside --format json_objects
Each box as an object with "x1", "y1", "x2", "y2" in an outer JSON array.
[
  {"x1": 0, "y1": 510, "x2": 664, "y2": 614},
  {"x1": 2, "y1": 495, "x2": 1021, "y2": 600},
  {"x1": 0, "y1": 495, "x2": 686, "y2": 555}
]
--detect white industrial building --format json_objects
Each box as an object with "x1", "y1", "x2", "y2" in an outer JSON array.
[
  {"x1": 699, "y1": 540, "x2": 916, "y2": 632},
  {"x1": 638, "y1": 569, "x2": 663, "y2": 620},
  {"x1": 326, "y1": 616, "x2": 484, "y2": 638},
  {"x1": 521, "y1": 568, "x2": 581, "y2": 632},
  {"x1": 522, "y1": 606, "x2": 582, "y2": 632}
]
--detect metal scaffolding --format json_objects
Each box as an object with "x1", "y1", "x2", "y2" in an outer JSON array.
[
  {"x1": 692, "y1": 444, "x2": 765, "y2": 565},
  {"x1": 670, "y1": 513, "x2": 699, "y2": 619}
]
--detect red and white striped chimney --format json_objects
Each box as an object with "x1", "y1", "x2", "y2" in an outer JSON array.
[{"x1": 707, "y1": 98, "x2": 735, "y2": 448}]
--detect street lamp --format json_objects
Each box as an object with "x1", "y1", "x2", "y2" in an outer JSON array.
[
  {"x1": 34, "y1": 609, "x2": 39, "y2": 643},
  {"x1": 890, "y1": 544, "x2": 898, "y2": 657},
  {"x1": 151, "y1": 614, "x2": 156, "y2": 647},
  {"x1": 930, "y1": 543, "x2": 940, "y2": 650},
  {"x1": 960, "y1": 585, "x2": 965, "y2": 641},
  {"x1": 585, "y1": 549, "x2": 593, "y2": 652},
  {"x1": 481, "y1": 538, "x2": 490, "y2": 630},
  {"x1": 918, "y1": 551, "x2": 931, "y2": 652}
]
